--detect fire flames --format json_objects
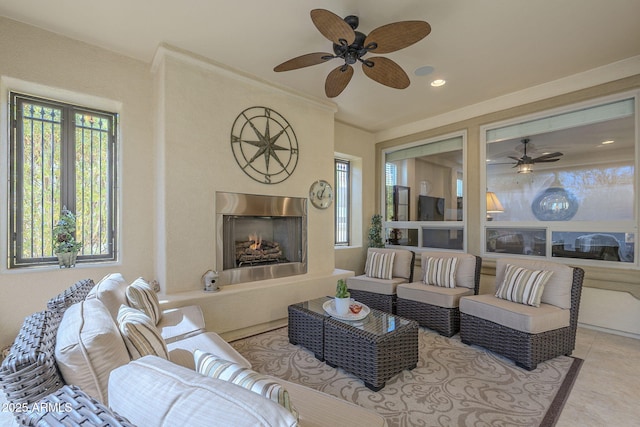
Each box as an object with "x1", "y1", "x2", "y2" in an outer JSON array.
[{"x1": 248, "y1": 233, "x2": 262, "y2": 250}]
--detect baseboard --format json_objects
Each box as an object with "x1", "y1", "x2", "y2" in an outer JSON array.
[{"x1": 578, "y1": 322, "x2": 640, "y2": 340}]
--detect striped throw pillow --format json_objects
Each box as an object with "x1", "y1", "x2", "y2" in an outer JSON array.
[
  {"x1": 194, "y1": 350, "x2": 299, "y2": 420},
  {"x1": 126, "y1": 278, "x2": 162, "y2": 325},
  {"x1": 117, "y1": 305, "x2": 168, "y2": 360},
  {"x1": 364, "y1": 251, "x2": 395, "y2": 280},
  {"x1": 422, "y1": 257, "x2": 458, "y2": 288},
  {"x1": 495, "y1": 264, "x2": 553, "y2": 307}
]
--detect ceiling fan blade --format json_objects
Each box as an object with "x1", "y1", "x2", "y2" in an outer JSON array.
[
  {"x1": 532, "y1": 152, "x2": 563, "y2": 161},
  {"x1": 325, "y1": 65, "x2": 354, "y2": 98},
  {"x1": 534, "y1": 158, "x2": 561, "y2": 163},
  {"x1": 507, "y1": 156, "x2": 522, "y2": 161},
  {"x1": 365, "y1": 21, "x2": 431, "y2": 54},
  {"x1": 310, "y1": 9, "x2": 356, "y2": 46},
  {"x1": 362, "y1": 57, "x2": 410, "y2": 89},
  {"x1": 274, "y1": 52, "x2": 334, "y2": 72}
]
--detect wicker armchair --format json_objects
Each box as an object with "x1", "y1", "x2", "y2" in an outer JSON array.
[
  {"x1": 0, "y1": 279, "x2": 95, "y2": 424},
  {"x1": 347, "y1": 248, "x2": 415, "y2": 313},
  {"x1": 459, "y1": 258, "x2": 584, "y2": 370},
  {"x1": 396, "y1": 252, "x2": 481, "y2": 337}
]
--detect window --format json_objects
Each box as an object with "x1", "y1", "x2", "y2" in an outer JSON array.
[
  {"x1": 383, "y1": 134, "x2": 466, "y2": 250},
  {"x1": 484, "y1": 95, "x2": 636, "y2": 265},
  {"x1": 9, "y1": 92, "x2": 118, "y2": 268},
  {"x1": 334, "y1": 158, "x2": 350, "y2": 245}
]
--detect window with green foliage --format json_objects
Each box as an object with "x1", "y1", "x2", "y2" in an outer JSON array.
[{"x1": 9, "y1": 93, "x2": 118, "y2": 267}]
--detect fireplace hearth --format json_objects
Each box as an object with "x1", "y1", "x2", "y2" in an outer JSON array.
[{"x1": 216, "y1": 192, "x2": 307, "y2": 285}]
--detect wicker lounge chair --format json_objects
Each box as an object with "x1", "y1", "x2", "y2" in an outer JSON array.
[
  {"x1": 396, "y1": 252, "x2": 481, "y2": 337},
  {"x1": 347, "y1": 248, "x2": 415, "y2": 313},
  {"x1": 459, "y1": 258, "x2": 584, "y2": 370}
]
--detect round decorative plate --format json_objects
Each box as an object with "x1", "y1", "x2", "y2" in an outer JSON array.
[
  {"x1": 531, "y1": 187, "x2": 579, "y2": 221},
  {"x1": 322, "y1": 300, "x2": 370, "y2": 321}
]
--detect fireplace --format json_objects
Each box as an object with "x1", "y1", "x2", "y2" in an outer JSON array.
[{"x1": 216, "y1": 192, "x2": 307, "y2": 285}]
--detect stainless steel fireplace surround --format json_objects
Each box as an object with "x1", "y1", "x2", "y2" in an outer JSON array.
[{"x1": 216, "y1": 192, "x2": 307, "y2": 286}]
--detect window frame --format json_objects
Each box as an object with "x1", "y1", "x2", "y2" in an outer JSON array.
[
  {"x1": 480, "y1": 91, "x2": 638, "y2": 269},
  {"x1": 380, "y1": 131, "x2": 467, "y2": 253},
  {"x1": 334, "y1": 157, "x2": 351, "y2": 246},
  {"x1": 9, "y1": 92, "x2": 119, "y2": 268}
]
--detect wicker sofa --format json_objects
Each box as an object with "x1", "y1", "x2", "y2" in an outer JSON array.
[
  {"x1": 459, "y1": 258, "x2": 584, "y2": 370},
  {"x1": 0, "y1": 275, "x2": 384, "y2": 426}
]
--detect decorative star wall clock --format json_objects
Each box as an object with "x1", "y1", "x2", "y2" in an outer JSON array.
[{"x1": 230, "y1": 106, "x2": 299, "y2": 184}]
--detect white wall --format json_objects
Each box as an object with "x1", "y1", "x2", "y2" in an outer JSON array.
[
  {"x1": 152, "y1": 47, "x2": 338, "y2": 293},
  {"x1": 0, "y1": 17, "x2": 156, "y2": 347},
  {"x1": 334, "y1": 122, "x2": 376, "y2": 275}
]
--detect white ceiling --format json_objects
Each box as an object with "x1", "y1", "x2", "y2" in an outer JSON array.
[{"x1": 2, "y1": 0, "x2": 640, "y2": 132}]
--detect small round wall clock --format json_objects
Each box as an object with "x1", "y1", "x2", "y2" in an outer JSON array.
[
  {"x1": 309, "y1": 180, "x2": 334, "y2": 209},
  {"x1": 230, "y1": 106, "x2": 299, "y2": 184}
]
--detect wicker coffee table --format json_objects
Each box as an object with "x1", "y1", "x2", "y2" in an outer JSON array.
[{"x1": 288, "y1": 296, "x2": 418, "y2": 391}]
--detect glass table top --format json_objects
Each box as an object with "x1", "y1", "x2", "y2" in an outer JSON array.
[{"x1": 295, "y1": 296, "x2": 412, "y2": 336}]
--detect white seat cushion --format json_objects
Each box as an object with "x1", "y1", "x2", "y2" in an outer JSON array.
[
  {"x1": 460, "y1": 294, "x2": 570, "y2": 334},
  {"x1": 347, "y1": 275, "x2": 408, "y2": 295},
  {"x1": 158, "y1": 305, "x2": 206, "y2": 343},
  {"x1": 166, "y1": 331, "x2": 251, "y2": 370},
  {"x1": 397, "y1": 282, "x2": 474, "y2": 308},
  {"x1": 109, "y1": 356, "x2": 297, "y2": 427}
]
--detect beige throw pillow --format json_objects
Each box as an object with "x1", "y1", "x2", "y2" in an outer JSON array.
[
  {"x1": 117, "y1": 305, "x2": 168, "y2": 360},
  {"x1": 495, "y1": 264, "x2": 553, "y2": 307},
  {"x1": 194, "y1": 349, "x2": 298, "y2": 420},
  {"x1": 364, "y1": 251, "x2": 395, "y2": 280},
  {"x1": 422, "y1": 257, "x2": 458, "y2": 288},
  {"x1": 126, "y1": 278, "x2": 162, "y2": 324}
]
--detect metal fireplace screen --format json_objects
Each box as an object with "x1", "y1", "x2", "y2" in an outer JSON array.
[{"x1": 216, "y1": 192, "x2": 307, "y2": 285}]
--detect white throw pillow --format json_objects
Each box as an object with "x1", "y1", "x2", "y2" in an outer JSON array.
[
  {"x1": 422, "y1": 257, "x2": 458, "y2": 288},
  {"x1": 55, "y1": 299, "x2": 130, "y2": 404},
  {"x1": 495, "y1": 264, "x2": 553, "y2": 307},
  {"x1": 85, "y1": 273, "x2": 128, "y2": 320}
]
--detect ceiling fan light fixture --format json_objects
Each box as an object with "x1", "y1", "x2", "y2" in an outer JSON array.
[
  {"x1": 430, "y1": 79, "x2": 446, "y2": 87},
  {"x1": 517, "y1": 163, "x2": 533, "y2": 174}
]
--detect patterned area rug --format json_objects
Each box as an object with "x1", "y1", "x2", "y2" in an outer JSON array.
[{"x1": 231, "y1": 327, "x2": 581, "y2": 427}]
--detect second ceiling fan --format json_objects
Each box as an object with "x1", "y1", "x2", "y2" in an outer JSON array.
[{"x1": 274, "y1": 9, "x2": 431, "y2": 98}]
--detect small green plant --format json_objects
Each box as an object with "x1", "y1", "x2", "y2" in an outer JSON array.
[
  {"x1": 367, "y1": 214, "x2": 385, "y2": 248},
  {"x1": 335, "y1": 279, "x2": 350, "y2": 299},
  {"x1": 53, "y1": 209, "x2": 82, "y2": 254}
]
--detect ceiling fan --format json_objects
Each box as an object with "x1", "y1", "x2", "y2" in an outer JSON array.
[
  {"x1": 500, "y1": 138, "x2": 563, "y2": 173},
  {"x1": 274, "y1": 9, "x2": 431, "y2": 98}
]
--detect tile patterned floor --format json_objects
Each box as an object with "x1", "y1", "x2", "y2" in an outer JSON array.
[
  {"x1": 556, "y1": 328, "x2": 640, "y2": 426},
  {"x1": 1, "y1": 327, "x2": 639, "y2": 427}
]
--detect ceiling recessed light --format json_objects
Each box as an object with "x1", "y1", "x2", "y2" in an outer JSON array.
[
  {"x1": 414, "y1": 65, "x2": 434, "y2": 76},
  {"x1": 431, "y1": 79, "x2": 446, "y2": 87},
  {"x1": 601, "y1": 140, "x2": 614, "y2": 145}
]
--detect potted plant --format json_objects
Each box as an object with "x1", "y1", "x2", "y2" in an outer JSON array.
[
  {"x1": 335, "y1": 278, "x2": 351, "y2": 315},
  {"x1": 53, "y1": 208, "x2": 82, "y2": 268},
  {"x1": 367, "y1": 214, "x2": 385, "y2": 248}
]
